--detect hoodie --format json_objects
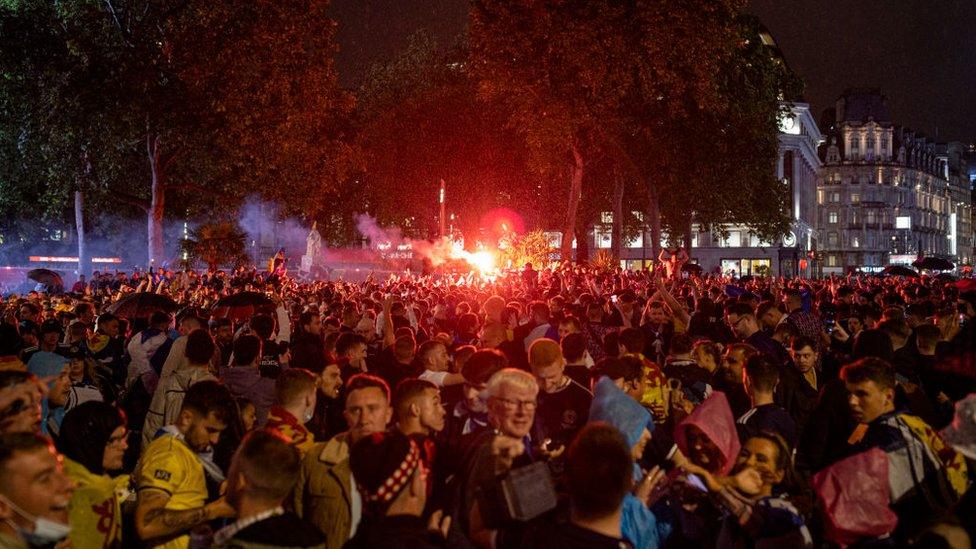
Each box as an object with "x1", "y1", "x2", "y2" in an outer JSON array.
[{"x1": 221, "y1": 365, "x2": 275, "y2": 426}]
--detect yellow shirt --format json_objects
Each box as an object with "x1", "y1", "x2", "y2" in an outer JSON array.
[
  {"x1": 64, "y1": 458, "x2": 128, "y2": 549},
  {"x1": 135, "y1": 435, "x2": 207, "y2": 549}
]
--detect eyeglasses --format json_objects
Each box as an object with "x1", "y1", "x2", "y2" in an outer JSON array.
[
  {"x1": 492, "y1": 396, "x2": 537, "y2": 411},
  {"x1": 728, "y1": 316, "x2": 746, "y2": 329}
]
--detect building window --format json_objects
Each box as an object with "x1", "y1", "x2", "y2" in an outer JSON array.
[
  {"x1": 828, "y1": 212, "x2": 838, "y2": 224},
  {"x1": 851, "y1": 193, "x2": 860, "y2": 203},
  {"x1": 817, "y1": 190, "x2": 824, "y2": 205},
  {"x1": 866, "y1": 210, "x2": 876, "y2": 224},
  {"x1": 828, "y1": 255, "x2": 838, "y2": 267},
  {"x1": 882, "y1": 136, "x2": 889, "y2": 151},
  {"x1": 828, "y1": 233, "x2": 839, "y2": 247},
  {"x1": 852, "y1": 236, "x2": 860, "y2": 248}
]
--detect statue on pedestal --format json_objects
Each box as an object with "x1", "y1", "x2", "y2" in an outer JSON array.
[{"x1": 301, "y1": 222, "x2": 324, "y2": 273}]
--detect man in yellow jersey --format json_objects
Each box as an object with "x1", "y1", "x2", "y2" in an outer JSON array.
[{"x1": 135, "y1": 380, "x2": 236, "y2": 548}]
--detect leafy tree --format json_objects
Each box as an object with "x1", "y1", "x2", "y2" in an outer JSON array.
[
  {"x1": 470, "y1": 1, "x2": 797, "y2": 262},
  {"x1": 355, "y1": 32, "x2": 546, "y2": 242},
  {"x1": 0, "y1": 0, "x2": 352, "y2": 266},
  {"x1": 469, "y1": 1, "x2": 635, "y2": 260},
  {"x1": 498, "y1": 230, "x2": 554, "y2": 270},
  {"x1": 181, "y1": 221, "x2": 249, "y2": 271}
]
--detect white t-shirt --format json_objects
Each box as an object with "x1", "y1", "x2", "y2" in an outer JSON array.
[{"x1": 419, "y1": 369, "x2": 449, "y2": 387}]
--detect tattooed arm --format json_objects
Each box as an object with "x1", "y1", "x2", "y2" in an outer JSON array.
[{"x1": 135, "y1": 488, "x2": 234, "y2": 541}]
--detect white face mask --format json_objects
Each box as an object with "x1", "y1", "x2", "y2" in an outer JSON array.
[{"x1": 0, "y1": 495, "x2": 71, "y2": 545}]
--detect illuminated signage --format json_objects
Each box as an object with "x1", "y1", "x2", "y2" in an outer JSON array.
[
  {"x1": 895, "y1": 216, "x2": 912, "y2": 229},
  {"x1": 29, "y1": 256, "x2": 122, "y2": 263}
]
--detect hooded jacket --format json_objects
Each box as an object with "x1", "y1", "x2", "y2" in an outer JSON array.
[
  {"x1": 221, "y1": 365, "x2": 275, "y2": 426},
  {"x1": 143, "y1": 364, "x2": 216, "y2": 448},
  {"x1": 589, "y1": 376, "x2": 665, "y2": 548},
  {"x1": 674, "y1": 391, "x2": 741, "y2": 475}
]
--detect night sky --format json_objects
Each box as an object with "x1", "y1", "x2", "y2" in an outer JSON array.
[{"x1": 329, "y1": 0, "x2": 976, "y2": 143}]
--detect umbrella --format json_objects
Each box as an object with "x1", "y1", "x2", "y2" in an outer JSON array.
[
  {"x1": 27, "y1": 268, "x2": 63, "y2": 289},
  {"x1": 935, "y1": 272, "x2": 958, "y2": 282},
  {"x1": 105, "y1": 292, "x2": 178, "y2": 319},
  {"x1": 956, "y1": 278, "x2": 976, "y2": 293},
  {"x1": 913, "y1": 257, "x2": 954, "y2": 271},
  {"x1": 881, "y1": 265, "x2": 919, "y2": 278},
  {"x1": 211, "y1": 291, "x2": 276, "y2": 321}
]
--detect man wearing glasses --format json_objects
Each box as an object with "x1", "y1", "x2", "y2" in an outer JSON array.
[{"x1": 456, "y1": 368, "x2": 541, "y2": 544}]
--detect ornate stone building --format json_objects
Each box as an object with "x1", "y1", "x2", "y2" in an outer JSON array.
[{"x1": 816, "y1": 89, "x2": 972, "y2": 273}]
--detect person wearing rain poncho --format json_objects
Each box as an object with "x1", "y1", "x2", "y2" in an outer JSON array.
[
  {"x1": 589, "y1": 375, "x2": 670, "y2": 548},
  {"x1": 665, "y1": 391, "x2": 813, "y2": 548},
  {"x1": 649, "y1": 390, "x2": 742, "y2": 547},
  {"x1": 842, "y1": 358, "x2": 969, "y2": 543}
]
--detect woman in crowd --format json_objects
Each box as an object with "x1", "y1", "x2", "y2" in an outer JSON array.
[{"x1": 57, "y1": 400, "x2": 130, "y2": 548}]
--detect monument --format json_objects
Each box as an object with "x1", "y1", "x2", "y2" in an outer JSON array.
[{"x1": 301, "y1": 222, "x2": 324, "y2": 273}]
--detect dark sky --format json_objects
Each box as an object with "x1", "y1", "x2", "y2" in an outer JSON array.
[
  {"x1": 747, "y1": 0, "x2": 976, "y2": 142},
  {"x1": 329, "y1": 0, "x2": 976, "y2": 143}
]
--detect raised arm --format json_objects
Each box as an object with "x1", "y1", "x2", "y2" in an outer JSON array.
[{"x1": 655, "y1": 277, "x2": 691, "y2": 327}]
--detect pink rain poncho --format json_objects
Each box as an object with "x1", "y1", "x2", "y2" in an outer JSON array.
[
  {"x1": 812, "y1": 448, "x2": 897, "y2": 547},
  {"x1": 674, "y1": 391, "x2": 741, "y2": 475}
]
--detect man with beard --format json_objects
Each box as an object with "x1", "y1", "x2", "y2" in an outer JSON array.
[
  {"x1": 134, "y1": 380, "x2": 237, "y2": 549},
  {"x1": 306, "y1": 359, "x2": 345, "y2": 443},
  {"x1": 212, "y1": 430, "x2": 325, "y2": 548}
]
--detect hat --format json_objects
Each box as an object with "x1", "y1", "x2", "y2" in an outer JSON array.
[
  {"x1": 60, "y1": 344, "x2": 89, "y2": 360},
  {"x1": 350, "y1": 431, "x2": 422, "y2": 505},
  {"x1": 941, "y1": 394, "x2": 976, "y2": 460},
  {"x1": 40, "y1": 319, "x2": 62, "y2": 335}
]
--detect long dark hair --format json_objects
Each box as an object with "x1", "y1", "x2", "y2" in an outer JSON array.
[{"x1": 57, "y1": 401, "x2": 126, "y2": 475}]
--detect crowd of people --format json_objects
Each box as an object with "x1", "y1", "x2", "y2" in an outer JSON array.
[{"x1": 1, "y1": 262, "x2": 975, "y2": 548}]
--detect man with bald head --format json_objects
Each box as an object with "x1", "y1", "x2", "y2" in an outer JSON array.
[{"x1": 529, "y1": 338, "x2": 592, "y2": 451}]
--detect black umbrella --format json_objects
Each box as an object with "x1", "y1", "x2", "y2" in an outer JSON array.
[
  {"x1": 881, "y1": 265, "x2": 919, "y2": 278},
  {"x1": 935, "y1": 272, "x2": 958, "y2": 282},
  {"x1": 106, "y1": 292, "x2": 179, "y2": 319},
  {"x1": 26, "y1": 268, "x2": 64, "y2": 289},
  {"x1": 912, "y1": 257, "x2": 954, "y2": 271},
  {"x1": 211, "y1": 291, "x2": 276, "y2": 321}
]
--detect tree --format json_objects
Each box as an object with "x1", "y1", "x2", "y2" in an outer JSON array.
[
  {"x1": 0, "y1": 0, "x2": 353, "y2": 266},
  {"x1": 469, "y1": 1, "x2": 634, "y2": 260},
  {"x1": 355, "y1": 32, "x2": 545, "y2": 243},
  {"x1": 498, "y1": 230, "x2": 554, "y2": 270},
  {"x1": 181, "y1": 221, "x2": 249, "y2": 271},
  {"x1": 619, "y1": 8, "x2": 800, "y2": 254}
]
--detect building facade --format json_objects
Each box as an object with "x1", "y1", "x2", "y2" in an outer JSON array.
[
  {"x1": 816, "y1": 89, "x2": 972, "y2": 274},
  {"x1": 684, "y1": 102, "x2": 823, "y2": 277},
  {"x1": 585, "y1": 101, "x2": 823, "y2": 277}
]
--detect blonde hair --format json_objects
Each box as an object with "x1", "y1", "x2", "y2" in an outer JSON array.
[
  {"x1": 486, "y1": 368, "x2": 538, "y2": 398},
  {"x1": 528, "y1": 338, "x2": 562, "y2": 372}
]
